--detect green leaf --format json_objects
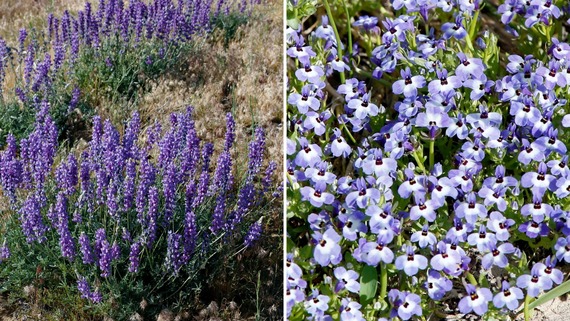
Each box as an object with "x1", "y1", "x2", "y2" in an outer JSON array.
[
  {"x1": 287, "y1": 18, "x2": 300, "y2": 29},
  {"x1": 528, "y1": 279, "x2": 570, "y2": 310},
  {"x1": 360, "y1": 265, "x2": 378, "y2": 305}
]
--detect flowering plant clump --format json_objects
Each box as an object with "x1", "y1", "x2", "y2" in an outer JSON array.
[
  {"x1": 287, "y1": 0, "x2": 570, "y2": 320},
  {"x1": 0, "y1": 0, "x2": 259, "y2": 145},
  {"x1": 0, "y1": 104, "x2": 278, "y2": 318}
]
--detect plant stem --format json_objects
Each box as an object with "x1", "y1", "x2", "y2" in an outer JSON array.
[
  {"x1": 524, "y1": 294, "x2": 532, "y2": 321},
  {"x1": 341, "y1": 0, "x2": 352, "y2": 57},
  {"x1": 379, "y1": 262, "x2": 388, "y2": 299},
  {"x1": 411, "y1": 149, "x2": 427, "y2": 174},
  {"x1": 429, "y1": 138, "x2": 434, "y2": 171},
  {"x1": 322, "y1": 0, "x2": 345, "y2": 83}
]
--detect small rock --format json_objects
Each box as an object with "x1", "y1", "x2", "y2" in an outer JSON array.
[
  {"x1": 227, "y1": 301, "x2": 238, "y2": 311},
  {"x1": 157, "y1": 309, "x2": 175, "y2": 321},
  {"x1": 140, "y1": 298, "x2": 148, "y2": 311},
  {"x1": 174, "y1": 311, "x2": 190, "y2": 321},
  {"x1": 206, "y1": 301, "x2": 219, "y2": 316},
  {"x1": 23, "y1": 285, "x2": 36, "y2": 298},
  {"x1": 129, "y1": 313, "x2": 143, "y2": 321}
]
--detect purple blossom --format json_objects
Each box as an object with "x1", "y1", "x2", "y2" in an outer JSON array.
[
  {"x1": 392, "y1": 67, "x2": 426, "y2": 98},
  {"x1": 395, "y1": 245, "x2": 428, "y2": 276},
  {"x1": 244, "y1": 220, "x2": 262, "y2": 248},
  {"x1": 313, "y1": 227, "x2": 342, "y2": 266},
  {"x1": 334, "y1": 267, "x2": 360, "y2": 293},
  {"x1": 517, "y1": 263, "x2": 554, "y2": 297},
  {"x1": 458, "y1": 284, "x2": 493, "y2": 315}
]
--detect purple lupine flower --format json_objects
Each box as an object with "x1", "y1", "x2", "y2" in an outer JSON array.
[
  {"x1": 79, "y1": 232, "x2": 94, "y2": 264},
  {"x1": 162, "y1": 161, "x2": 178, "y2": 225},
  {"x1": 183, "y1": 208, "x2": 196, "y2": 262},
  {"x1": 0, "y1": 241, "x2": 10, "y2": 262},
  {"x1": 55, "y1": 193, "x2": 75, "y2": 261},
  {"x1": 128, "y1": 241, "x2": 142, "y2": 273},
  {"x1": 459, "y1": 284, "x2": 493, "y2": 315},
  {"x1": 210, "y1": 194, "x2": 226, "y2": 234},
  {"x1": 95, "y1": 228, "x2": 112, "y2": 277},
  {"x1": 77, "y1": 276, "x2": 92, "y2": 300},
  {"x1": 19, "y1": 193, "x2": 48, "y2": 243},
  {"x1": 77, "y1": 276, "x2": 102, "y2": 303},
  {"x1": 0, "y1": 134, "x2": 23, "y2": 203},
  {"x1": 144, "y1": 186, "x2": 159, "y2": 248},
  {"x1": 244, "y1": 220, "x2": 262, "y2": 247},
  {"x1": 165, "y1": 231, "x2": 184, "y2": 275},
  {"x1": 0, "y1": 39, "x2": 6, "y2": 96},
  {"x1": 106, "y1": 179, "x2": 119, "y2": 220}
]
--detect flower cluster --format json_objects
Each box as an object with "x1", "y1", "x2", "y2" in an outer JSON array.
[
  {"x1": 0, "y1": 0, "x2": 260, "y2": 146},
  {"x1": 287, "y1": 0, "x2": 570, "y2": 319},
  {"x1": 0, "y1": 106, "x2": 276, "y2": 306}
]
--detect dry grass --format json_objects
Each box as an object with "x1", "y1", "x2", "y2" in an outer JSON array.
[
  {"x1": 0, "y1": 0, "x2": 84, "y2": 42},
  {"x1": 137, "y1": 0, "x2": 283, "y2": 169}
]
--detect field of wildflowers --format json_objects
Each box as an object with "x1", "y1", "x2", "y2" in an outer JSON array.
[
  {"x1": 286, "y1": 0, "x2": 570, "y2": 320},
  {"x1": 0, "y1": 0, "x2": 283, "y2": 320}
]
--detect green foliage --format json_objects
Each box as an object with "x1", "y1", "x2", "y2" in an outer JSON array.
[{"x1": 211, "y1": 12, "x2": 250, "y2": 48}]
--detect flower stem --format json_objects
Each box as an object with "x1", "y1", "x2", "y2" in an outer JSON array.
[
  {"x1": 322, "y1": 0, "x2": 345, "y2": 83},
  {"x1": 429, "y1": 138, "x2": 434, "y2": 171},
  {"x1": 380, "y1": 262, "x2": 388, "y2": 299},
  {"x1": 524, "y1": 294, "x2": 532, "y2": 321},
  {"x1": 411, "y1": 149, "x2": 427, "y2": 174},
  {"x1": 340, "y1": 0, "x2": 352, "y2": 57}
]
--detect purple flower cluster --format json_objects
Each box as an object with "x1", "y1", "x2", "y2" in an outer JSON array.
[
  {"x1": 287, "y1": 0, "x2": 570, "y2": 319},
  {"x1": 0, "y1": 106, "x2": 276, "y2": 303}
]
